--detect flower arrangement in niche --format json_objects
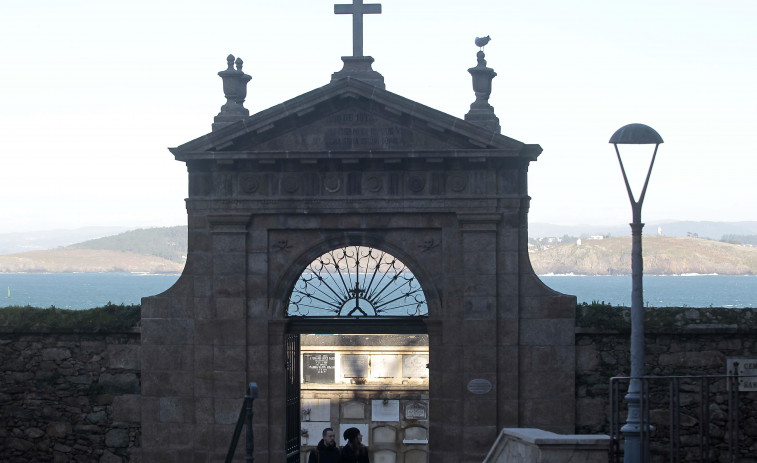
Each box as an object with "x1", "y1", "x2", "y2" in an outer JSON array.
[{"x1": 302, "y1": 407, "x2": 311, "y2": 421}]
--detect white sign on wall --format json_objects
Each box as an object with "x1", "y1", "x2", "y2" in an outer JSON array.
[
  {"x1": 371, "y1": 399, "x2": 400, "y2": 421},
  {"x1": 728, "y1": 358, "x2": 757, "y2": 391}
]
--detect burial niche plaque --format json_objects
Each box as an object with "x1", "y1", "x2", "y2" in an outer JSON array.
[
  {"x1": 405, "y1": 402, "x2": 428, "y2": 420},
  {"x1": 342, "y1": 354, "x2": 370, "y2": 378},
  {"x1": 402, "y1": 355, "x2": 429, "y2": 378},
  {"x1": 371, "y1": 355, "x2": 400, "y2": 378},
  {"x1": 303, "y1": 353, "x2": 336, "y2": 383},
  {"x1": 728, "y1": 358, "x2": 757, "y2": 391}
]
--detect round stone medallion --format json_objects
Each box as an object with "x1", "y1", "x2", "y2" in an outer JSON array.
[
  {"x1": 324, "y1": 173, "x2": 342, "y2": 193},
  {"x1": 240, "y1": 174, "x2": 261, "y2": 194},
  {"x1": 281, "y1": 174, "x2": 300, "y2": 194},
  {"x1": 449, "y1": 173, "x2": 468, "y2": 192},
  {"x1": 407, "y1": 175, "x2": 425, "y2": 193},
  {"x1": 364, "y1": 174, "x2": 383, "y2": 193}
]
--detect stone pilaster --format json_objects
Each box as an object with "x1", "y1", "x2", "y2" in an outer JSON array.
[{"x1": 458, "y1": 213, "x2": 501, "y2": 462}]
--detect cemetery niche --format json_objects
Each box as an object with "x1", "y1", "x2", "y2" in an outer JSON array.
[
  {"x1": 300, "y1": 334, "x2": 430, "y2": 463},
  {"x1": 303, "y1": 353, "x2": 336, "y2": 383}
]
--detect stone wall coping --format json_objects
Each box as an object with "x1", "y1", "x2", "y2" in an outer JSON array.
[
  {"x1": 575, "y1": 325, "x2": 755, "y2": 335},
  {"x1": 498, "y1": 428, "x2": 611, "y2": 447},
  {"x1": 0, "y1": 327, "x2": 140, "y2": 335},
  {"x1": 483, "y1": 428, "x2": 611, "y2": 463}
]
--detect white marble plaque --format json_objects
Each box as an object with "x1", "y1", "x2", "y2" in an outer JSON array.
[
  {"x1": 342, "y1": 354, "x2": 370, "y2": 378},
  {"x1": 342, "y1": 401, "x2": 366, "y2": 419},
  {"x1": 301, "y1": 398, "x2": 330, "y2": 422},
  {"x1": 372, "y1": 400, "x2": 400, "y2": 421},
  {"x1": 371, "y1": 355, "x2": 400, "y2": 378},
  {"x1": 402, "y1": 355, "x2": 428, "y2": 378},
  {"x1": 728, "y1": 358, "x2": 757, "y2": 391},
  {"x1": 300, "y1": 421, "x2": 329, "y2": 446},
  {"x1": 339, "y1": 423, "x2": 369, "y2": 445}
]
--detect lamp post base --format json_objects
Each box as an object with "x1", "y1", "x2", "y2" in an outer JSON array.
[{"x1": 621, "y1": 386, "x2": 650, "y2": 463}]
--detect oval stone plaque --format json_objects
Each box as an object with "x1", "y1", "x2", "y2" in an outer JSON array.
[{"x1": 467, "y1": 379, "x2": 492, "y2": 395}]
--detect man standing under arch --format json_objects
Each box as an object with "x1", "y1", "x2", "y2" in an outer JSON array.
[{"x1": 308, "y1": 428, "x2": 341, "y2": 463}]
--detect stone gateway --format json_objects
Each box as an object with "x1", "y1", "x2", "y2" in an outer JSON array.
[{"x1": 140, "y1": 9, "x2": 575, "y2": 462}]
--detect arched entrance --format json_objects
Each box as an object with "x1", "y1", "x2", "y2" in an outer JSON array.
[
  {"x1": 142, "y1": 74, "x2": 578, "y2": 463},
  {"x1": 284, "y1": 246, "x2": 430, "y2": 463},
  {"x1": 288, "y1": 246, "x2": 428, "y2": 318}
]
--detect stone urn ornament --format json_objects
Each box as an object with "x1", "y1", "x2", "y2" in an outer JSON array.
[
  {"x1": 212, "y1": 54, "x2": 252, "y2": 131},
  {"x1": 465, "y1": 36, "x2": 501, "y2": 133}
]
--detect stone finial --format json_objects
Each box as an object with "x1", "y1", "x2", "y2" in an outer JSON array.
[
  {"x1": 213, "y1": 54, "x2": 252, "y2": 131},
  {"x1": 330, "y1": 56, "x2": 386, "y2": 89},
  {"x1": 464, "y1": 48, "x2": 501, "y2": 133},
  {"x1": 331, "y1": 0, "x2": 385, "y2": 88}
]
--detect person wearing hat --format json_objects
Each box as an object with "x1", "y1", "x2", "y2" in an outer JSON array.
[
  {"x1": 339, "y1": 427, "x2": 369, "y2": 463},
  {"x1": 308, "y1": 427, "x2": 341, "y2": 463}
]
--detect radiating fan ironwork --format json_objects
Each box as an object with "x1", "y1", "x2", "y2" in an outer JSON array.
[{"x1": 287, "y1": 246, "x2": 428, "y2": 317}]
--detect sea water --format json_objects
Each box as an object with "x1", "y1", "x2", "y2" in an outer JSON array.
[
  {"x1": 540, "y1": 274, "x2": 756, "y2": 308},
  {"x1": 0, "y1": 273, "x2": 180, "y2": 310},
  {"x1": 0, "y1": 273, "x2": 754, "y2": 310}
]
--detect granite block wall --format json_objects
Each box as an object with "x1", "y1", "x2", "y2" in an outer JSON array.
[
  {"x1": 4, "y1": 308, "x2": 756, "y2": 462},
  {"x1": 0, "y1": 332, "x2": 141, "y2": 463},
  {"x1": 576, "y1": 321, "x2": 757, "y2": 462}
]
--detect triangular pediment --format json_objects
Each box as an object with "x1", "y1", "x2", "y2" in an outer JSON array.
[
  {"x1": 171, "y1": 78, "x2": 540, "y2": 161},
  {"x1": 234, "y1": 102, "x2": 472, "y2": 152}
]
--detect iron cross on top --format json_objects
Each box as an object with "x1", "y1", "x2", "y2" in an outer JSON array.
[{"x1": 334, "y1": 0, "x2": 382, "y2": 57}]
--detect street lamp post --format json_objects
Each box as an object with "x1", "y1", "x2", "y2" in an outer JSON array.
[{"x1": 609, "y1": 123, "x2": 664, "y2": 463}]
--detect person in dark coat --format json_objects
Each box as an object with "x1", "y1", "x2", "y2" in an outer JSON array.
[
  {"x1": 308, "y1": 428, "x2": 341, "y2": 463},
  {"x1": 339, "y1": 427, "x2": 369, "y2": 463}
]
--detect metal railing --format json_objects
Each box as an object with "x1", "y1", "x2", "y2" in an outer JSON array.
[
  {"x1": 609, "y1": 369, "x2": 756, "y2": 463},
  {"x1": 226, "y1": 382, "x2": 259, "y2": 463}
]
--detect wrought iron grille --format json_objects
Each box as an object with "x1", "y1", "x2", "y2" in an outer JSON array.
[
  {"x1": 287, "y1": 246, "x2": 428, "y2": 317},
  {"x1": 609, "y1": 371, "x2": 756, "y2": 463}
]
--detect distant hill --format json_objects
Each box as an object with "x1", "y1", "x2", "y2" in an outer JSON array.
[
  {"x1": 0, "y1": 227, "x2": 186, "y2": 274},
  {"x1": 0, "y1": 226, "x2": 131, "y2": 255},
  {"x1": 528, "y1": 221, "x2": 757, "y2": 240},
  {"x1": 0, "y1": 249, "x2": 184, "y2": 274},
  {"x1": 529, "y1": 236, "x2": 757, "y2": 275},
  {"x1": 1, "y1": 224, "x2": 756, "y2": 275},
  {"x1": 69, "y1": 226, "x2": 187, "y2": 263}
]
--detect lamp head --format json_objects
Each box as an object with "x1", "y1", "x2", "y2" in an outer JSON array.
[
  {"x1": 609, "y1": 123, "x2": 663, "y2": 213},
  {"x1": 609, "y1": 123, "x2": 663, "y2": 145}
]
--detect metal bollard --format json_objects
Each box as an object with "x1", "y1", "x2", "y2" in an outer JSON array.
[{"x1": 246, "y1": 382, "x2": 258, "y2": 463}]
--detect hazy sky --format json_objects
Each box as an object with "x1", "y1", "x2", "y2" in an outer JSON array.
[{"x1": 1, "y1": 0, "x2": 755, "y2": 234}]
